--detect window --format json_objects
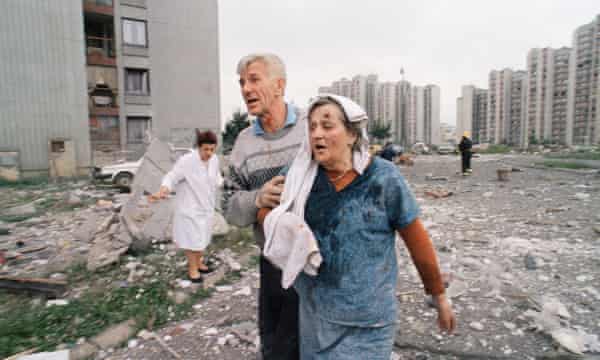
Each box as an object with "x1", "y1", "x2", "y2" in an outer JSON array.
[
  {"x1": 90, "y1": 116, "x2": 119, "y2": 144},
  {"x1": 51, "y1": 141, "x2": 65, "y2": 153},
  {"x1": 122, "y1": 18, "x2": 147, "y2": 46},
  {"x1": 127, "y1": 117, "x2": 151, "y2": 144},
  {"x1": 125, "y1": 68, "x2": 150, "y2": 95}
]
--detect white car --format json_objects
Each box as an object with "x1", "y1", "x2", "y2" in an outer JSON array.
[
  {"x1": 92, "y1": 147, "x2": 192, "y2": 188},
  {"x1": 92, "y1": 159, "x2": 142, "y2": 188}
]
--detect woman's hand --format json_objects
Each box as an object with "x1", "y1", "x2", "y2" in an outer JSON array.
[
  {"x1": 433, "y1": 294, "x2": 456, "y2": 333},
  {"x1": 150, "y1": 186, "x2": 170, "y2": 201}
]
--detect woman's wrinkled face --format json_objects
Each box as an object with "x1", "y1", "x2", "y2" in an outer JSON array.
[
  {"x1": 199, "y1": 143, "x2": 216, "y2": 161},
  {"x1": 309, "y1": 104, "x2": 357, "y2": 169}
]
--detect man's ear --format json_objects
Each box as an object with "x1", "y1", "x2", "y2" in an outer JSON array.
[{"x1": 276, "y1": 78, "x2": 286, "y2": 96}]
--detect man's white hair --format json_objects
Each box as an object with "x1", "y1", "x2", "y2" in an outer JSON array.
[{"x1": 236, "y1": 53, "x2": 287, "y2": 80}]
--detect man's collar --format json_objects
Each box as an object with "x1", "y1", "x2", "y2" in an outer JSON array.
[{"x1": 253, "y1": 103, "x2": 297, "y2": 136}]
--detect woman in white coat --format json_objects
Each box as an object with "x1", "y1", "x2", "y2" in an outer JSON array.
[{"x1": 153, "y1": 130, "x2": 223, "y2": 282}]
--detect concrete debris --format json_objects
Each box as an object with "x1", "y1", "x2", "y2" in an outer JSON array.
[
  {"x1": 217, "y1": 249, "x2": 242, "y2": 271},
  {"x1": 469, "y1": 321, "x2": 485, "y2": 331},
  {"x1": 550, "y1": 328, "x2": 585, "y2": 354},
  {"x1": 16, "y1": 350, "x2": 70, "y2": 360},
  {"x1": 574, "y1": 192, "x2": 590, "y2": 201},
  {"x1": 86, "y1": 213, "x2": 130, "y2": 271},
  {"x1": 2, "y1": 202, "x2": 36, "y2": 216},
  {"x1": 424, "y1": 189, "x2": 453, "y2": 199},
  {"x1": 233, "y1": 286, "x2": 252, "y2": 297},
  {"x1": 524, "y1": 252, "x2": 539, "y2": 270},
  {"x1": 46, "y1": 299, "x2": 69, "y2": 307},
  {"x1": 425, "y1": 174, "x2": 449, "y2": 181}
]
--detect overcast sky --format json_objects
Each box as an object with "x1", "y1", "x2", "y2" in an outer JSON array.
[{"x1": 218, "y1": 0, "x2": 599, "y2": 126}]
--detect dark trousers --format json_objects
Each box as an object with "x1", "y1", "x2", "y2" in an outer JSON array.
[
  {"x1": 461, "y1": 151, "x2": 472, "y2": 173},
  {"x1": 259, "y1": 256, "x2": 300, "y2": 359}
]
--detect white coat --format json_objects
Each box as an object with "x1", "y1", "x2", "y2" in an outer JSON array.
[{"x1": 161, "y1": 151, "x2": 223, "y2": 251}]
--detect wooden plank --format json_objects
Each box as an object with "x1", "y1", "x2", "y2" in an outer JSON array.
[{"x1": 0, "y1": 276, "x2": 67, "y2": 298}]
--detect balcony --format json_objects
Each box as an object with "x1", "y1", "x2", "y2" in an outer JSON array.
[
  {"x1": 84, "y1": 0, "x2": 114, "y2": 16},
  {"x1": 89, "y1": 84, "x2": 119, "y2": 116},
  {"x1": 86, "y1": 36, "x2": 116, "y2": 66}
]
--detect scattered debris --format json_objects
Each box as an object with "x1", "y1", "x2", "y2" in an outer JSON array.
[
  {"x1": 574, "y1": 192, "x2": 590, "y2": 201},
  {"x1": 424, "y1": 189, "x2": 453, "y2": 199},
  {"x1": 425, "y1": 174, "x2": 448, "y2": 181},
  {"x1": 0, "y1": 276, "x2": 67, "y2": 298},
  {"x1": 497, "y1": 168, "x2": 511, "y2": 181},
  {"x1": 14, "y1": 349, "x2": 70, "y2": 360}
]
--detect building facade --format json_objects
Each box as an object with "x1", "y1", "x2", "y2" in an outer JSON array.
[
  {"x1": 526, "y1": 47, "x2": 572, "y2": 146},
  {"x1": 507, "y1": 70, "x2": 527, "y2": 147},
  {"x1": 423, "y1": 85, "x2": 441, "y2": 146},
  {"x1": 318, "y1": 75, "x2": 441, "y2": 147},
  {"x1": 567, "y1": 15, "x2": 600, "y2": 145},
  {"x1": 0, "y1": 0, "x2": 221, "y2": 180},
  {"x1": 395, "y1": 80, "x2": 412, "y2": 145},
  {"x1": 0, "y1": 0, "x2": 91, "y2": 177}
]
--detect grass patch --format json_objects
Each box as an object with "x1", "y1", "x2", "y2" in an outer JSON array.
[
  {"x1": 0, "y1": 250, "x2": 213, "y2": 358},
  {"x1": 0, "y1": 176, "x2": 49, "y2": 189},
  {"x1": 538, "y1": 160, "x2": 595, "y2": 170},
  {"x1": 0, "y1": 214, "x2": 35, "y2": 223},
  {"x1": 248, "y1": 254, "x2": 261, "y2": 268},
  {"x1": 215, "y1": 270, "x2": 243, "y2": 286},
  {"x1": 544, "y1": 152, "x2": 600, "y2": 161},
  {"x1": 477, "y1": 144, "x2": 512, "y2": 154}
]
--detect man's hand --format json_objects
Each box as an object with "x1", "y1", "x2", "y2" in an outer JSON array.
[
  {"x1": 433, "y1": 294, "x2": 456, "y2": 333},
  {"x1": 150, "y1": 185, "x2": 170, "y2": 201},
  {"x1": 255, "y1": 175, "x2": 285, "y2": 208}
]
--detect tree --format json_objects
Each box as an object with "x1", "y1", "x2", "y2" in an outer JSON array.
[
  {"x1": 369, "y1": 120, "x2": 391, "y2": 144},
  {"x1": 222, "y1": 110, "x2": 250, "y2": 153}
]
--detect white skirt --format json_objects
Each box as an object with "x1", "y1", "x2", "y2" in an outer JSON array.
[{"x1": 172, "y1": 212, "x2": 213, "y2": 251}]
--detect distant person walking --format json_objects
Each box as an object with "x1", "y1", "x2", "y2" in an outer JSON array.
[{"x1": 458, "y1": 131, "x2": 473, "y2": 175}]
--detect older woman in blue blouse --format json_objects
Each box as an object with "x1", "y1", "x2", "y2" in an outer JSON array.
[{"x1": 260, "y1": 94, "x2": 456, "y2": 359}]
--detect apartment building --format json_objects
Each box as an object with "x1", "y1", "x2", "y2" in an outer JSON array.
[
  {"x1": 318, "y1": 74, "x2": 441, "y2": 146},
  {"x1": 0, "y1": 0, "x2": 221, "y2": 180},
  {"x1": 379, "y1": 82, "x2": 397, "y2": 130},
  {"x1": 456, "y1": 85, "x2": 488, "y2": 144},
  {"x1": 331, "y1": 78, "x2": 352, "y2": 98},
  {"x1": 567, "y1": 14, "x2": 600, "y2": 145},
  {"x1": 487, "y1": 69, "x2": 518, "y2": 144},
  {"x1": 350, "y1": 75, "x2": 368, "y2": 111},
  {"x1": 408, "y1": 86, "x2": 424, "y2": 145},
  {"x1": 423, "y1": 85, "x2": 441, "y2": 146},
  {"x1": 0, "y1": 0, "x2": 91, "y2": 177},
  {"x1": 526, "y1": 47, "x2": 572, "y2": 146},
  {"x1": 507, "y1": 70, "x2": 527, "y2": 147},
  {"x1": 395, "y1": 80, "x2": 412, "y2": 145},
  {"x1": 365, "y1": 74, "x2": 380, "y2": 127}
]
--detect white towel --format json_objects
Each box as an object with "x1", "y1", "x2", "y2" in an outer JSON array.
[{"x1": 263, "y1": 94, "x2": 370, "y2": 288}]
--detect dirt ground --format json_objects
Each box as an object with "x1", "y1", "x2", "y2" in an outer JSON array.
[{"x1": 4, "y1": 153, "x2": 599, "y2": 359}]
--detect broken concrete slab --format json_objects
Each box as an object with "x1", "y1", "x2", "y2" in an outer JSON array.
[
  {"x1": 89, "y1": 319, "x2": 137, "y2": 350},
  {"x1": 87, "y1": 214, "x2": 131, "y2": 271},
  {"x1": 212, "y1": 212, "x2": 230, "y2": 237},
  {"x1": 2, "y1": 202, "x2": 36, "y2": 217},
  {"x1": 15, "y1": 349, "x2": 70, "y2": 360}
]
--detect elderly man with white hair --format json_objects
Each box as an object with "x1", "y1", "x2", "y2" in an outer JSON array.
[{"x1": 224, "y1": 53, "x2": 303, "y2": 359}]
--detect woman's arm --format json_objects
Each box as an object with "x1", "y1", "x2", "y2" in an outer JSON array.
[
  {"x1": 153, "y1": 157, "x2": 186, "y2": 199},
  {"x1": 398, "y1": 218, "x2": 456, "y2": 333}
]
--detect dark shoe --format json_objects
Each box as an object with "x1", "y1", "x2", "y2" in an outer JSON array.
[
  {"x1": 198, "y1": 266, "x2": 214, "y2": 274},
  {"x1": 188, "y1": 275, "x2": 203, "y2": 283}
]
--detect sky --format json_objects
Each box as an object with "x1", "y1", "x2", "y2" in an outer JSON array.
[{"x1": 218, "y1": 0, "x2": 599, "y2": 126}]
